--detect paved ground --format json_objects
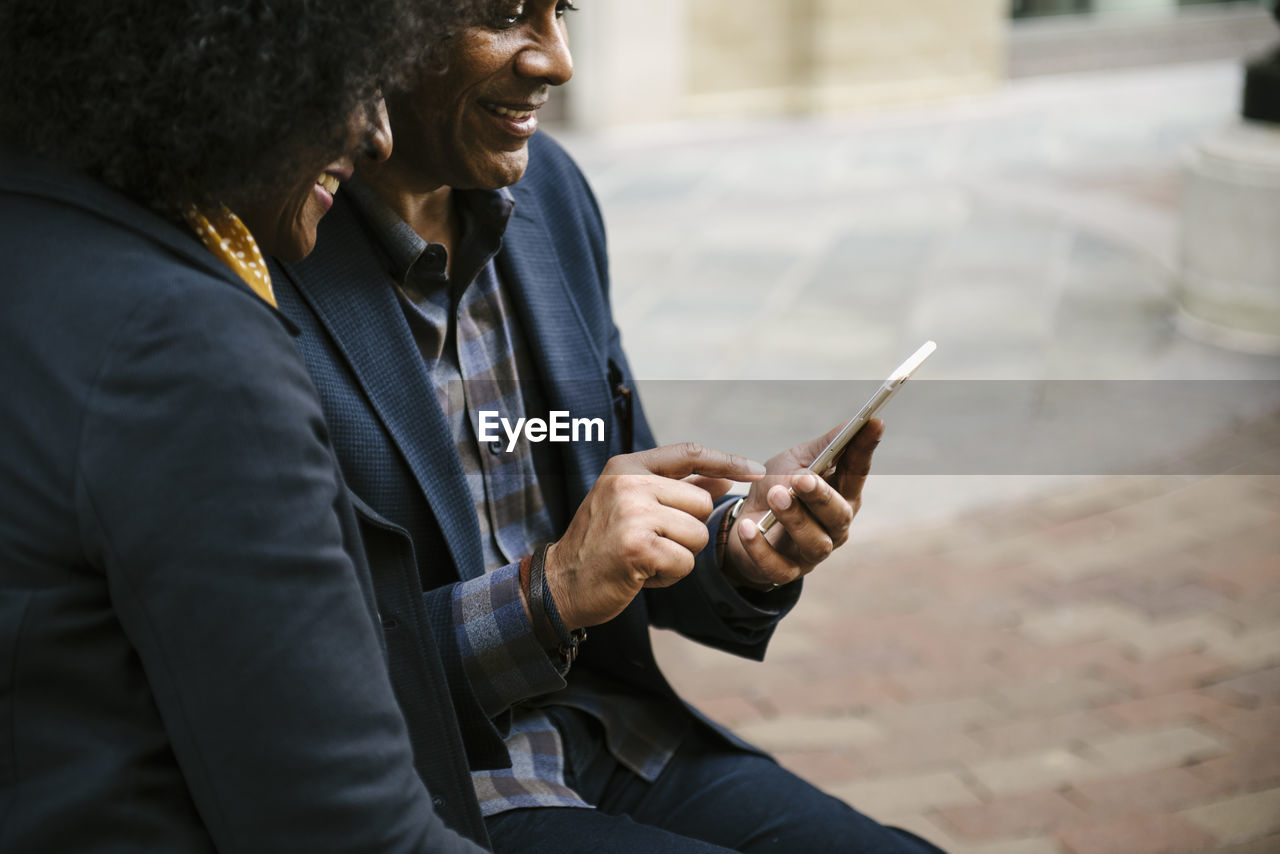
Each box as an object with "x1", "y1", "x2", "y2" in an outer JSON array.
[
  {"x1": 653, "y1": 420, "x2": 1280, "y2": 854},
  {"x1": 556, "y1": 59, "x2": 1280, "y2": 853}
]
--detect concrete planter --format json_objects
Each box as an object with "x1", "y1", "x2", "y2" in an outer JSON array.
[{"x1": 1177, "y1": 119, "x2": 1280, "y2": 353}]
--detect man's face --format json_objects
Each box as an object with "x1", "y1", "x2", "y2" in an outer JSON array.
[{"x1": 387, "y1": 1, "x2": 575, "y2": 191}]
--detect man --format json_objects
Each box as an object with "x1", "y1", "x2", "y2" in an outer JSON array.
[{"x1": 271, "y1": 2, "x2": 944, "y2": 851}]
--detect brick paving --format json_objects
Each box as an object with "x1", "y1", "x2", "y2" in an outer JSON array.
[{"x1": 652, "y1": 413, "x2": 1280, "y2": 852}]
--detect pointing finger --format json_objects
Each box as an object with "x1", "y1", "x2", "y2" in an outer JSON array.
[{"x1": 627, "y1": 442, "x2": 766, "y2": 482}]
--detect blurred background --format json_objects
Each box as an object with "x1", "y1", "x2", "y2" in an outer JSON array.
[{"x1": 544, "y1": 2, "x2": 1280, "y2": 852}]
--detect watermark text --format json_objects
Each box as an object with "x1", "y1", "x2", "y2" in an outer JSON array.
[{"x1": 478, "y1": 410, "x2": 605, "y2": 452}]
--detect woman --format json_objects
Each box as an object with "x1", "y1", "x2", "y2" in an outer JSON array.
[{"x1": 0, "y1": 1, "x2": 487, "y2": 852}]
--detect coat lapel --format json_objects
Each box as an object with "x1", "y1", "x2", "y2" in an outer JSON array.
[
  {"x1": 499, "y1": 205, "x2": 613, "y2": 502},
  {"x1": 279, "y1": 199, "x2": 486, "y2": 579}
]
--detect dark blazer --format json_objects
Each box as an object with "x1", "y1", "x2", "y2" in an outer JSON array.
[
  {"x1": 272, "y1": 133, "x2": 796, "y2": 828},
  {"x1": 0, "y1": 148, "x2": 483, "y2": 853}
]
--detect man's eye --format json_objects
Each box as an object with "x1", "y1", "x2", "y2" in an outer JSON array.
[
  {"x1": 490, "y1": 1, "x2": 576, "y2": 27},
  {"x1": 491, "y1": 2, "x2": 524, "y2": 26}
]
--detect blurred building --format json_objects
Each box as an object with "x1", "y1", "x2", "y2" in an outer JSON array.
[{"x1": 561, "y1": 0, "x2": 1275, "y2": 130}]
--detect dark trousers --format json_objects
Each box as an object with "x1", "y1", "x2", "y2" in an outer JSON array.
[{"x1": 485, "y1": 707, "x2": 947, "y2": 854}]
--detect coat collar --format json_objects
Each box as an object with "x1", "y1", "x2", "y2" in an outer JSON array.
[{"x1": 279, "y1": 197, "x2": 487, "y2": 579}]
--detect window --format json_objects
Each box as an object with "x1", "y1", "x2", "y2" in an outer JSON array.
[{"x1": 1012, "y1": 0, "x2": 1268, "y2": 19}]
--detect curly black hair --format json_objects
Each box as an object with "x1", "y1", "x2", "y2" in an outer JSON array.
[{"x1": 0, "y1": 0, "x2": 485, "y2": 217}]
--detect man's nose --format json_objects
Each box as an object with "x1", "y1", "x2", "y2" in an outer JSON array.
[
  {"x1": 515, "y1": 19, "x2": 574, "y2": 86},
  {"x1": 359, "y1": 96, "x2": 393, "y2": 164}
]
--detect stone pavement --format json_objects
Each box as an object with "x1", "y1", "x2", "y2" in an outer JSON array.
[{"x1": 553, "y1": 59, "x2": 1280, "y2": 852}]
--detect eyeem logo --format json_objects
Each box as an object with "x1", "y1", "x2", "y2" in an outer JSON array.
[{"x1": 478, "y1": 411, "x2": 605, "y2": 452}]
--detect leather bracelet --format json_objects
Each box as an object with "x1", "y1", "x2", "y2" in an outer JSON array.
[
  {"x1": 529, "y1": 543, "x2": 587, "y2": 664},
  {"x1": 527, "y1": 543, "x2": 563, "y2": 651}
]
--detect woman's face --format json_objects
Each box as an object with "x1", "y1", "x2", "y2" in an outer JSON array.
[{"x1": 239, "y1": 99, "x2": 392, "y2": 261}]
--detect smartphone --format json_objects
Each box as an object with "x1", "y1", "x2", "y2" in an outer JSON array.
[{"x1": 755, "y1": 340, "x2": 937, "y2": 536}]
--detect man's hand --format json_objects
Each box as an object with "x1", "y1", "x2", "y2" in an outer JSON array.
[
  {"x1": 545, "y1": 443, "x2": 765, "y2": 630},
  {"x1": 724, "y1": 418, "x2": 884, "y2": 590}
]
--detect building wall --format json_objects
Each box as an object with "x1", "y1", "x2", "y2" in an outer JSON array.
[
  {"x1": 560, "y1": 1, "x2": 1273, "y2": 129},
  {"x1": 683, "y1": 0, "x2": 1008, "y2": 116},
  {"x1": 804, "y1": 0, "x2": 1008, "y2": 111},
  {"x1": 566, "y1": 0, "x2": 1008, "y2": 127}
]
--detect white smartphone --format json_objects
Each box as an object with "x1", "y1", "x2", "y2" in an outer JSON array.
[{"x1": 755, "y1": 340, "x2": 937, "y2": 536}]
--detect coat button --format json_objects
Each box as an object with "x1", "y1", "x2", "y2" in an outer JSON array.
[
  {"x1": 432, "y1": 796, "x2": 446, "y2": 809},
  {"x1": 381, "y1": 614, "x2": 399, "y2": 630}
]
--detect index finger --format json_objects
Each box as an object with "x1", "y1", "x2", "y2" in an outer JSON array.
[{"x1": 629, "y1": 442, "x2": 766, "y2": 482}]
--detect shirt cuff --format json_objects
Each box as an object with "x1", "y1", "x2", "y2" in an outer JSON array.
[{"x1": 452, "y1": 562, "x2": 566, "y2": 719}]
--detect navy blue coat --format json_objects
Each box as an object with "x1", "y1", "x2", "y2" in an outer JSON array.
[
  {"x1": 0, "y1": 147, "x2": 483, "y2": 853},
  {"x1": 273, "y1": 133, "x2": 795, "y2": 840}
]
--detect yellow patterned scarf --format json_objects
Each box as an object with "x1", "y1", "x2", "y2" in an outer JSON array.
[{"x1": 183, "y1": 206, "x2": 277, "y2": 308}]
